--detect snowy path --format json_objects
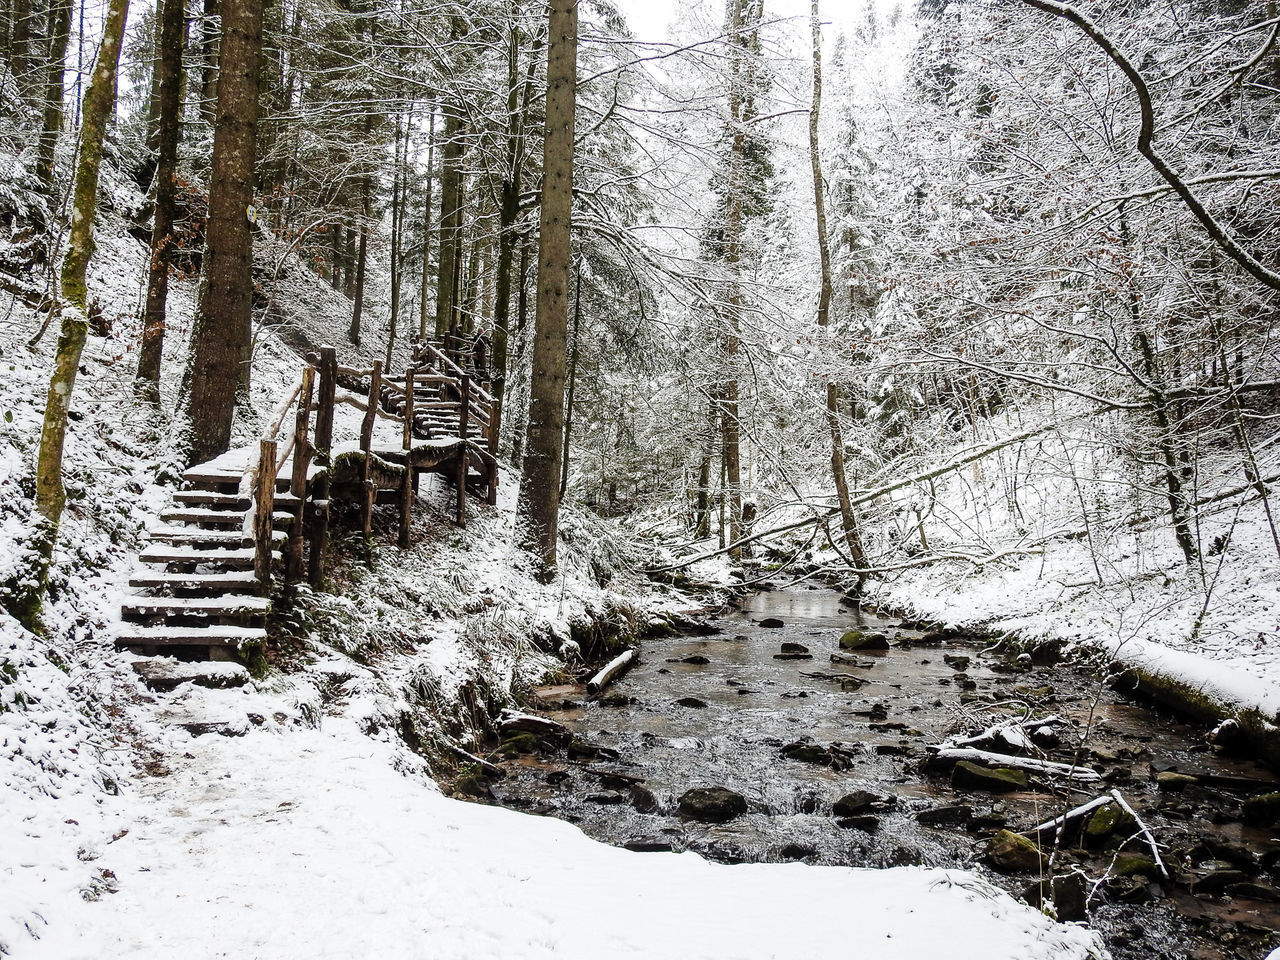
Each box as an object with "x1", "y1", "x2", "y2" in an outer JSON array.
[{"x1": 31, "y1": 719, "x2": 1104, "y2": 960}]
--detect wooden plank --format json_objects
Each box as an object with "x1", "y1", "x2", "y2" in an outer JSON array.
[
  {"x1": 128, "y1": 570, "x2": 260, "y2": 591},
  {"x1": 122, "y1": 595, "x2": 272, "y2": 617},
  {"x1": 115, "y1": 625, "x2": 267, "y2": 647},
  {"x1": 172, "y1": 490, "x2": 251, "y2": 508},
  {"x1": 138, "y1": 546, "x2": 266, "y2": 568}
]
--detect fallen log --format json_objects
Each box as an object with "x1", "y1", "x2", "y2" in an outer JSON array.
[
  {"x1": 587, "y1": 649, "x2": 637, "y2": 694},
  {"x1": 1023, "y1": 795, "x2": 1113, "y2": 840},
  {"x1": 929, "y1": 746, "x2": 1103, "y2": 784},
  {"x1": 1109, "y1": 789, "x2": 1170, "y2": 879},
  {"x1": 498, "y1": 710, "x2": 569, "y2": 739},
  {"x1": 448, "y1": 744, "x2": 504, "y2": 778}
]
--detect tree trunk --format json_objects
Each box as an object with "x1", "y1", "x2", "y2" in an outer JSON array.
[
  {"x1": 179, "y1": 0, "x2": 263, "y2": 465},
  {"x1": 8, "y1": 0, "x2": 30, "y2": 103},
  {"x1": 518, "y1": 0, "x2": 577, "y2": 575},
  {"x1": 418, "y1": 102, "x2": 435, "y2": 338},
  {"x1": 27, "y1": 0, "x2": 129, "y2": 625},
  {"x1": 386, "y1": 109, "x2": 405, "y2": 371},
  {"x1": 434, "y1": 21, "x2": 465, "y2": 338},
  {"x1": 559, "y1": 260, "x2": 582, "y2": 499},
  {"x1": 135, "y1": 0, "x2": 184, "y2": 399},
  {"x1": 510, "y1": 232, "x2": 531, "y2": 464},
  {"x1": 34, "y1": 0, "x2": 72, "y2": 194},
  {"x1": 809, "y1": 0, "x2": 867, "y2": 574},
  {"x1": 200, "y1": 0, "x2": 220, "y2": 124}
]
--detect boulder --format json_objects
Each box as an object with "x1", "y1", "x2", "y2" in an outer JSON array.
[
  {"x1": 675, "y1": 696, "x2": 708, "y2": 709},
  {"x1": 943, "y1": 654, "x2": 971, "y2": 671},
  {"x1": 1084, "y1": 802, "x2": 1137, "y2": 845},
  {"x1": 832, "y1": 789, "x2": 891, "y2": 817},
  {"x1": 1225, "y1": 882, "x2": 1280, "y2": 902},
  {"x1": 759, "y1": 617, "x2": 786, "y2": 628},
  {"x1": 667, "y1": 655, "x2": 711, "y2": 665},
  {"x1": 950, "y1": 760, "x2": 1030, "y2": 793},
  {"x1": 1191, "y1": 868, "x2": 1249, "y2": 895},
  {"x1": 836, "y1": 815, "x2": 881, "y2": 832},
  {"x1": 1155, "y1": 771, "x2": 1199, "y2": 791},
  {"x1": 984, "y1": 830, "x2": 1048, "y2": 873},
  {"x1": 916, "y1": 804, "x2": 973, "y2": 826},
  {"x1": 773, "y1": 652, "x2": 814, "y2": 661},
  {"x1": 1113, "y1": 853, "x2": 1160, "y2": 880},
  {"x1": 781, "y1": 642, "x2": 810, "y2": 654},
  {"x1": 1243, "y1": 792, "x2": 1280, "y2": 828},
  {"x1": 678, "y1": 787, "x2": 748, "y2": 823},
  {"x1": 840, "y1": 630, "x2": 890, "y2": 651},
  {"x1": 1051, "y1": 872, "x2": 1088, "y2": 922}
]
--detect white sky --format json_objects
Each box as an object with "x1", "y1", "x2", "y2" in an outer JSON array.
[{"x1": 613, "y1": 0, "x2": 889, "y2": 45}]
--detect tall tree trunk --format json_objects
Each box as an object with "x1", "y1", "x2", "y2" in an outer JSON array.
[
  {"x1": 34, "y1": 0, "x2": 71, "y2": 194},
  {"x1": 518, "y1": 0, "x2": 577, "y2": 575},
  {"x1": 809, "y1": 0, "x2": 868, "y2": 574},
  {"x1": 435, "y1": 65, "x2": 464, "y2": 337},
  {"x1": 350, "y1": 164, "x2": 371, "y2": 345},
  {"x1": 343, "y1": 223, "x2": 356, "y2": 298},
  {"x1": 510, "y1": 232, "x2": 531, "y2": 464},
  {"x1": 559, "y1": 259, "x2": 582, "y2": 499},
  {"x1": 200, "y1": 0, "x2": 220, "y2": 124},
  {"x1": 8, "y1": 0, "x2": 30, "y2": 103},
  {"x1": 418, "y1": 102, "x2": 435, "y2": 338},
  {"x1": 27, "y1": 0, "x2": 129, "y2": 626},
  {"x1": 386, "y1": 109, "x2": 405, "y2": 371},
  {"x1": 135, "y1": 0, "x2": 184, "y2": 399},
  {"x1": 179, "y1": 0, "x2": 263, "y2": 465}
]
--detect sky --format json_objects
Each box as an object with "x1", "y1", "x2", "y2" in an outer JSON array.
[{"x1": 614, "y1": 0, "x2": 887, "y2": 45}]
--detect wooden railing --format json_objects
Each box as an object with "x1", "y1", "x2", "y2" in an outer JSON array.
[{"x1": 246, "y1": 339, "x2": 497, "y2": 595}]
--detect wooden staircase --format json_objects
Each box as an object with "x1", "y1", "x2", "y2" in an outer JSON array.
[{"x1": 119, "y1": 337, "x2": 499, "y2": 665}]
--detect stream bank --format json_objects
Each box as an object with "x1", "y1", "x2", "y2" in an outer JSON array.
[{"x1": 456, "y1": 585, "x2": 1280, "y2": 960}]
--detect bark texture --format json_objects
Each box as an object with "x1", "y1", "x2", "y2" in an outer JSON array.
[
  {"x1": 180, "y1": 0, "x2": 263, "y2": 465},
  {"x1": 518, "y1": 0, "x2": 577, "y2": 575}
]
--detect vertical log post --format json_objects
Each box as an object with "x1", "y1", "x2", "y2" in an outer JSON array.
[
  {"x1": 308, "y1": 347, "x2": 336, "y2": 589},
  {"x1": 403, "y1": 367, "x2": 416, "y2": 450},
  {"x1": 314, "y1": 345, "x2": 338, "y2": 463},
  {"x1": 455, "y1": 449, "x2": 467, "y2": 527},
  {"x1": 487, "y1": 455, "x2": 498, "y2": 506},
  {"x1": 398, "y1": 466, "x2": 414, "y2": 548},
  {"x1": 360, "y1": 361, "x2": 382, "y2": 543},
  {"x1": 254, "y1": 438, "x2": 278, "y2": 591},
  {"x1": 459, "y1": 373, "x2": 471, "y2": 442},
  {"x1": 309, "y1": 500, "x2": 329, "y2": 588},
  {"x1": 286, "y1": 365, "x2": 315, "y2": 584}
]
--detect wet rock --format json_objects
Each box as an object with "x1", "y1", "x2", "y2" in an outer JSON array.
[
  {"x1": 586, "y1": 791, "x2": 628, "y2": 805},
  {"x1": 780, "y1": 690, "x2": 809, "y2": 699},
  {"x1": 874, "y1": 744, "x2": 908, "y2": 756},
  {"x1": 677, "y1": 786, "x2": 748, "y2": 823},
  {"x1": 598, "y1": 694, "x2": 637, "y2": 708},
  {"x1": 544, "y1": 770, "x2": 571, "y2": 786},
  {"x1": 780, "y1": 740, "x2": 857, "y2": 770},
  {"x1": 624, "y1": 838, "x2": 674, "y2": 853},
  {"x1": 498, "y1": 710, "x2": 569, "y2": 741},
  {"x1": 773, "y1": 652, "x2": 814, "y2": 661},
  {"x1": 496, "y1": 732, "x2": 546, "y2": 757},
  {"x1": 950, "y1": 760, "x2": 1029, "y2": 793},
  {"x1": 836, "y1": 815, "x2": 880, "y2": 831},
  {"x1": 1084, "y1": 802, "x2": 1137, "y2": 846},
  {"x1": 1051, "y1": 872, "x2": 1089, "y2": 922},
  {"x1": 666, "y1": 655, "x2": 711, "y2": 665},
  {"x1": 675, "y1": 696, "x2": 708, "y2": 709},
  {"x1": 736, "y1": 688, "x2": 759, "y2": 695},
  {"x1": 968, "y1": 808, "x2": 1009, "y2": 832},
  {"x1": 916, "y1": 804, "x2": 972, "y2": 826},
  {"x1": 1243, "y1": 792, "x2": 1280, "y2": 828},
  {"x1": 759, "y1": 617, "x2": 786, "y2": 629},
  {"x1": 1102, "y1": 876, "x2": 1151, "y2": 903},
  {"x1": 567, "y1": 737, "x2": 621, "y2": 762},
  {"x1": 984, "y1": 829, "x2": 1047, "y2": 873},
  {"x1": 943, "y1": 654, "x2": 971, "y2": 671},
  {"x1": 1028, "y1": 725, "x2": 1061, "y2": 749},
  {"x1": 1155, "y1": 771, "x2": 1200, "y2": 791},
  {"x1": 1191, "y1": 868, "x2": 1249, "y2": 895},
  {"x1": 830, "y1": 652, "x2": 874, "y2": 667},
  {"x1": 832, "y1": 789, "x2": 893, "y2": 817},
  {"x1": 629, "y1": 785, "x2": 659, "y2": 812},
  {"x1": 780, "y1": 843, "x2": 817, "y2": 860},
  {"x1": 781, "y1": 642, "x2": 810, "y2": 654},
  {"x1": 1113, "y1": 853, "x2": 1160, "y2": 879},
  {"x1": 1225, "y1": 881, "x2": 1280, "y2": 902},
  {"x1": 839, "y1": 630, "x2": 890, "y2": 651}
]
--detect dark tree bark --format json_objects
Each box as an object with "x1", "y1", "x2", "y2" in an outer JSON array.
[
  {"x1": 559, "y1": 259, "x2": 582, "y2": 499},
  {"x1": 434, "y1": 44, "x2": 465, "y2": 338},
  {"x1": 179, "y1": 0, "x2": 263, "y2": 465},
  {"x1": 199, "y1": 0, "x2": 220, "y2": 124},
  {"x1": 418, "y1": 102, "x2": 435, "y2": 338},
  {"x1": 34, "y1": 0, "x2": 72, "y2": 194},
  {"x1": 518, "y1": 0, "x2": 576, "y2": 574},
  {"x1": 386, "y1": 109, "x2": 406, "y2": 371},
  {"x1": 135, "y1": 0, "x2": 185, "y2": 399}
]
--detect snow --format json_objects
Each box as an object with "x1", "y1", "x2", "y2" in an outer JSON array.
[{"x1": 24, "y1": 718, "x2": 1104, "y2": 960}]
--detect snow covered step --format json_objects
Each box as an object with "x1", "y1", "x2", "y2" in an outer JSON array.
[
  {"x1": 147, "y1": 526, "x2": 251, "y2": 547},
  {"x1": 138, "y1": 545, "x2": 273, "y2": 569},
  {"x1": 129, "y1": 570, "x2": 261, "y2": 591},
  {"x1": 116, "y1": 624, "x2": 267, "y2": 649},
  {"x1": 172, "y1": 490, "x2": 251, "y2": 508},
  {"x1": 161, "y1": 508, "x2": 248, "y2": 527},
  {"x1": 132, "y1": 658, "x2": 251, "y2": 691},
  {"x1": 121, "y1": 595, "x2": 271, "y2": 619}
]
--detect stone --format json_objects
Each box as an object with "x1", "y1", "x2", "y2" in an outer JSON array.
[
  {"x1": 759, "y1": 618, "x2": 786, "y2": 629},
  {"x1": 586, "y1": 791, "x2": 628, "y2": 805},
  {"x1": 1113, "y1": 853, "x2": 1160, "y2": 879},
  {"x1": 1084, "y1": 803, "x2": 1137, "y2": 845},
  {"x1": 567, "y1": 737, "x2": 621, "y2": 762},
  {"x1": 773, "y1": 652, "x2": 814, "y2": 661},
  {"x1": 1243, "y1": 792, "x2": 1280, "y2": 828},
  {"x1": 916, "y1": 804, "x2": 973, "y2": 826},
  {"x1": 667, "y1": 655, "x2": 711, "y2": 665},
  {"x1": 984, "y1": 830, "x2": 1048, "y2": 873},
  {"x1": 629, "y1": 785, "x2": 659, "y2": 813},
  {"x1": 675, "y1": 696, "x2": 708, "y2": 709},
  {"x1": 1190, "y1": 868, "x2": 1249, "y2": 895},
  {"x1": 624, "y1": 838, "x2": 674, "y2": 853},
  {"x1": 943, "y1": 654, "x2": 971, "y2": 670},
  {"x1": 498, "y1": 711, "x2": 569, "y2": 741},
  {"x1": 1051, "y1": 872, "x2": 1089, "y2": 922},
  {"x1": 836, "y1": 815, "x2": 880, "y2": 831},
  {"x1": 1155, "y1": 771, "x2": 1199, "y2": 791},
  {"x1": 678, "y1": 787, "x2": 748, "y2": 823},
  {"x1": 598, "y1": 694, "x2": 636, "y2": 708},
  {"x1": 839, "y1": 630, "x2": 890, "y2": 651},
  {"x1": 950, "y1": 760, "x2": 1029, "y2": 793},
  {"x1": 496, "y1": 732, "x2": 544, "y2": 757},
  {"x1": 779, "y1": 843, "x2": 817, "y2": 860},
  {"x1": 832, "y1": 789, "x2": 891, "y2": 817},
  {"x1": 1224, "y1": 882, "x2": 1280, "y2": 902},
  {"x1": 781, "y1": 642, "x2": 810, "y2": 654}
]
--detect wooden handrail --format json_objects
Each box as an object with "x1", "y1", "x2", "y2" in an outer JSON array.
[
  {"x1": 420, "y1": 341, "x2": 495, "y2": 405},
  {"x1": 264, "y1": 376, "x2": 304, "y2": 442}
]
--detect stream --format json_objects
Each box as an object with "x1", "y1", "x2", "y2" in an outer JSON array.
[{"x1": 471, "y1": 586, "x2": 1280, "y2": 960}]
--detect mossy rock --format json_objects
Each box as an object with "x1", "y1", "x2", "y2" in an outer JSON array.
[
  {"x1": 1084, "y1": 803, "x2": 1137, "y2": 845},
  {"x1": 1112, "y1": 853, "x2": 1160, "y2": 879},
  {"x1": 984, "y1": 829, "x2": 1047, "y2": 873},
  {"x1": 839, "y1": 630, "x2": 890, "y2": 651},
  {"x1": 496, "y1": 732, "x2": 545, "y2": 757},
  {"x1": 950, "y1": 760, "x2": 1029, "y2": 793},
  {"x1": 453, "y1": 770, "x2": 494, "y2": 798},
  {"x1": 1243, "y1": 793, "x2": 1280, "y2": 828}
]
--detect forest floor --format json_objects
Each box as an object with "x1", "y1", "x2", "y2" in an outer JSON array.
[{"x1": 1, "y1": 222, "x2": 1105, "y2": 957}]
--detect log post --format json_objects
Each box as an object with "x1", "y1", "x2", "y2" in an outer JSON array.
[
  {"x1": 287, "y1": 365, "x2": 316, "y2": 584},
  {"x1": 361, "y1": 360, "x2": 383, "y2": 454},
  {"x1": 455, "y1": 449, "x2": 467, "y2": 527},
  {"x1": 254, "y1": 438, "x2": 278, "y2": 591},
  {"x1": 403, "y1": 366, "x2": 416, "y2": 450},
  {"x1": 314, "y1": 345, "x2": 338, "y2": 463},
  {"x1": 308, "y1": 499, "x2": 329, "y2": 588},
  {"x1": 459, "y1": 372, "x2": 471, "y2": 441},
  {"x1": 398, "y1": 465, "x2": 414, "y2": 548},
  {"x1": 362, "y1": 478, "x2": 376, "y2": 540},
  {"x1": 487, "y1": 455, "x2": 498, "y2": 506}
]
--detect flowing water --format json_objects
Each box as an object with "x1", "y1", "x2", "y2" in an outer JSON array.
[{"x1": 477, "y1": 586, "x2": 1280, "y2": 960}]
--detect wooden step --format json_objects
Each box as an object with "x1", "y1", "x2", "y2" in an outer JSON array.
[
  {"x1": 129, "y1": 570, "x2": 261, "y2": 591},
  {"x1": 115, "y1": 624, "x2": 267, "y2": 648},
  {"x1": 147, "y1": 527, "x2": 251, "y2": 547},
  {"x1": 161, "y1": 508, "x2": 247, "y2": 527},
  {"x1": 138, "y1": 545, "x2": 273, "y2": 569},
  {"x1": 122, "y1": 595, "x2": 272, "y2": 618},
  {"x1": 173, "y1": 490, "x2": 252, "y2": 508}
]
